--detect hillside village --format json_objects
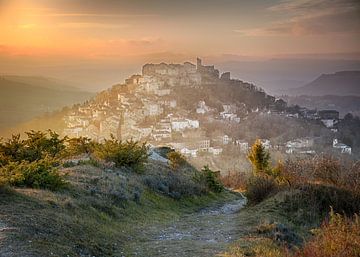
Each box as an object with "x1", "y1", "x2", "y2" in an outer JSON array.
[{"x1": 62, "y1": 59, "x2": 352, "y2": 158}]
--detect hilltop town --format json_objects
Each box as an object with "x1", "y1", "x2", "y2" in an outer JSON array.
[{"x1": 62, "y1": 59, "x2": 353, "y2": 165}]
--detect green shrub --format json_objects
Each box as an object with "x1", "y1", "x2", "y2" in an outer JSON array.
[
  {"x1": 248, "y1": 139, "x2": 270, "y2": 175},
  {"x1": 245, "y1": 176, "x2": 278, "y2": 204},
  {"x1": 0, "y1": 130, "x2": 66, "y2": 163},
  {"x1": 283, "y1": 184, "x2": 360, "y2": 225},
  {"x1": 0, "y1": 134, "x2": 25, "y2": 163},
  {"x1": 0, "y1": 158, "x2": 66, "y2": 190},
  {"x1": 62, "y1": 161, "x2": 76, "y2": 168},
  {"x1": 167, "y1": 151, "x2": 186, "y2": 170},
  {"x1": 93, "y1": 136, "x2": 149, "y2": 172},
  {"x1": 65, "y1": 137, "x2": 94, "y2": 157},
  {"x1": 144, "y1": 171, "x2": 206, "y2": 199},
  {"x1": 195, "y1": 165, "x2": 224, "y2": 193}
]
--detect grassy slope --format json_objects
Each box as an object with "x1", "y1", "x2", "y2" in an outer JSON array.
[
  {"x1": 222, "y1": 186, "x2": 360, "y2": 256},
  {"x1": 221, "y1": 191, "x2": 307, "y2": 257},
  {"x1": 0, "y1": 162, "x2": 236, "y2": 257}
]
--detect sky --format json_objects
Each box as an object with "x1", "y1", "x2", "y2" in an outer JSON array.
[{"x1": 0, "y1": 0, "x2": 360, "y2": 90}]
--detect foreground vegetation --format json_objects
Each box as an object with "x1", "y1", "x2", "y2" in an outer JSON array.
[
  {"x1": 222, "y1": 139, "x2": 360, "y2": 257},
  {"x1": 1, "y1": 131, "x2": 359, "y2": 256},
  {"x1": 0, "y1": 130, "x2": 229, "y2": 256}
]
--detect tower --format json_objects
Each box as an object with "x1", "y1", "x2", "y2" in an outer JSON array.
[
  {"x1": 196, "y1": 58, "x2": 202, "y2": 70},
  {"x1": 333, "y1": 139, "x2": 338, "y2": 147}
]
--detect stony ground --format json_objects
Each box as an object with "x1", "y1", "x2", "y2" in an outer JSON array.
[{"x1": 124, "y1": 196, "x2": 247, "y2": 257}]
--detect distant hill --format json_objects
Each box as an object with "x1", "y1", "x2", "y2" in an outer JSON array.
[
  {"x1": 0, "y1": 76, "x2": 94, "y2": 131},
  {"x1": 1, "y1": 75, "x2": 84, "y2": 92},
  {"x1": 287, "y1": 71, "x2": 360, "y2": 96},
  {"x1": 282, "y1": 95, "x2": 360, "y2": 117}
]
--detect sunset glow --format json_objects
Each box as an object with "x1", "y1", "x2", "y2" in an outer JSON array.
[{"x1": 1, "y1": 0, "x2": 359, "y2": 59}]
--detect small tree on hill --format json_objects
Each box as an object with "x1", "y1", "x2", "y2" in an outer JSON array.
[
  {"x1": 248, "y1": 139, "x2": 270, "y2": 175},
  {"x1": 167, "y1": 151, "x2": 186, "y2": 170}
]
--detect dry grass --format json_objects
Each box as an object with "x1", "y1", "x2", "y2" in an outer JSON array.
[
  {"x1": 293, "y1": 211, "x2": 360, "y2": 257},
  {"x1": 221, "y1": 170, "x2": 248, "y2": 190}
]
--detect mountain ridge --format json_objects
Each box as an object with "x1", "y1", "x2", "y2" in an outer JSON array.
[
  {"x1": 0, "y1": 76, "x2": 94, "y2": 131},
  {"x1": 287, "y1": 70, "x2": 360, "y2": 96}
]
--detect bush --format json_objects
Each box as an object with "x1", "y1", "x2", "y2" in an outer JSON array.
[
  {"x1": 144, "y1": 171, "x2": 206, "y2": 199},
  {"x1": 282, "y1": 184, "x2": 360, "y2": 225},
  {"x1": 293, "y1": 211, "x2": 360, "y2": 257},
  {"x1": 248, "y1": 139, "x2": 270, "y2": 175},
  {"x1": 0, "y1": 130, "x2": 66, "y2": 164},
  {"x1": 167, "y1": 151, "x2": 186, "y2": 170},
  {"x1": 0, "y1": 158, "x2": 66, "y2": 191},
  {"x1": 65, "y1": 137, "x2": 94, "y2": 157},
  {"x1": 245, "y1": 176, "x2": 278, "y2": 204},
  {"x1": 281, "y1": 155, "x2": 360, "y2": 195},
  {"x1": 195, "y1": 165, "x2": 224, "y2": 193},
  {"x1": 221, "y1": 170, "x2": 247, "y2": 190},
  {"x1": 93, "y1": 136, "x2": 149, "y2": 172}
]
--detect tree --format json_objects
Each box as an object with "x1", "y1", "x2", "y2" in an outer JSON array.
[
  {"x1": 167, "y1": 151, "x2": 186, "y2": 170},
  {"x1": 248, "y1": 139, "x2": 270, "y2": 175}
]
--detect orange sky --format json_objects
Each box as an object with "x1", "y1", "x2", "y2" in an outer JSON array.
[
  {"x1": 1, "y1": 0, "x2": 359, "y2": 59},
  {"x1": 0, "y1": 0, "x2": 359, "y2": 92}
]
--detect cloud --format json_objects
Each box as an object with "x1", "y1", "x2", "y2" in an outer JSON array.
[
  {"x1": 33, "y1": 13, "x2": 157, "y2": 18},
  {"x1": 107, "y1": 37, "x2": 163, "y2": 48},
  {"x1": 57, "y1": 22, "x2": 129, "y2": 29},
  {"x1": 235, "y1": 0, "x2": 360, "y2": 36}
]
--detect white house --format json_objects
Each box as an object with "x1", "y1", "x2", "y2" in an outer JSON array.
[
  {"x1": 171, "y1": 119, "x2": 199, "y2": 131},
  {"x1": 333, "y1": 139, "x2": 351, "y2": 154},
  {"x1": 208, "y1": 147, "x2": 223, "y2": 155},
  {"x1": 321, "y1": 119, "x2": 338, "y2": 128},
  {"x1": 180, "y1": 147, "x2": 198, "y2": 158},
  {"x1": 286, "y1": 138, "x2": 314, "y2": 154},
  {"x1": 236, "y1": 140, "x2": 249, "y2": 152},
  {"x1": 154, "y1": 88, "x2": 171, "y2": 96},
  {"x1": 144, "y1": 102, "x2": 163, "y2": 116},
  {"x1": 222, "y1": 135, "x2": 232, "y2": 145}
]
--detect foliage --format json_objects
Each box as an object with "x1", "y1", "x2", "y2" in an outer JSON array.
[
  {"x1": 282, "y1": 184, "x2": 360, "y2": 226},
  {"x1": 93, "y1": 136, "x2": 149, "y2": 172},
  {"x1": 245, "y1": 176, "x2": 278, "y2": 204},
  {"x1": 0, "y1": 158, "x2": 66, "y2": 190},
  {"x1": 195, "y1": 165, "x2": 224, "y2": 193},
  {"x1": 167, "y1": 151, "x2": 186, "y2": 170},
  {"x1": 0, "y1": 130, "x2": 66, "y2": 164},
  {"x1": 281, "y1": 155, "x2": 360, "y2": 196},
  {"x1": 65, "y1": 136, "x2": 94, "y2": 156},
  {"x1": 337, "y1": 114, "x2": 360, "y2": 150},
  {"x1": 144, "y1": 171, "x2": 206, "y2": 199},
  {"x1": 248, "y1": 139, "x2": 270, "y2": 175},
  {"x1": 293, "y1": 211, "x2": 360, "y2": 257},
  {"x1": 221, "y1": 170, "x2": 248, "y2": 190}
]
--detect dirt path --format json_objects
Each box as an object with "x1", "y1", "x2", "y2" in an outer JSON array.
[{"x1": 124, "y1": 195, "x2": 247, "y2": 257}]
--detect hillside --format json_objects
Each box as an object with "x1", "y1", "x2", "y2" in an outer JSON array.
[
  {"x1": 0, "y1": 76, "x2": 94, "y2": 131},
  {"x1": 282, "y1": 95, "x2": 360, "y2": 117},
  {"x1": 287, "y1": 71, "x2": 360, "y2": 96},
  {"x1": 1, "y1": 75, "x2": 84, "y2": 92},
  {"x1": 216, "y1": 58, "x2": 360, "y2": 94},
  {"x1": 0, "y1": 131, "x2": 359, "y2": 256}
]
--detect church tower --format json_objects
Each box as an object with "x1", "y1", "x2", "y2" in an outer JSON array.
[{"x1": 196, "y1": 58, "x2": 202, "y2": 70}]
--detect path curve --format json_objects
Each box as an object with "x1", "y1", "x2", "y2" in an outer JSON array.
[{"x1": 125, "y1": 195, "x2": 247, "y2": 257}]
